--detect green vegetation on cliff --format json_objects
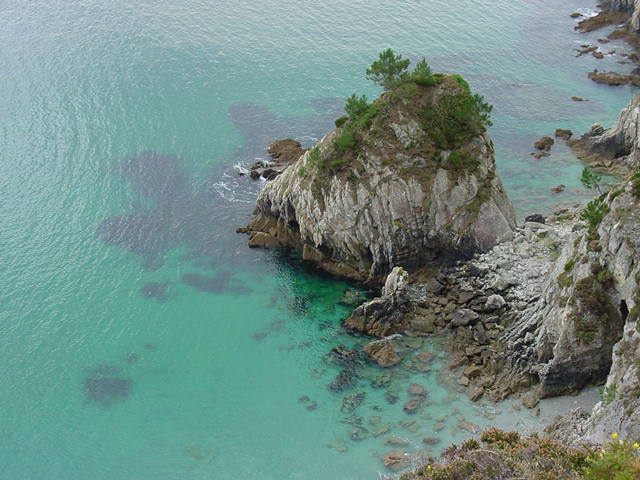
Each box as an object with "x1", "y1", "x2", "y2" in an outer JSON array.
[
  {"x1": 321, "y1": 50, "x2": 493, "y2": 174},
  {"x1": 400, "y1": 429, "x2": 640, "y2": 480}
]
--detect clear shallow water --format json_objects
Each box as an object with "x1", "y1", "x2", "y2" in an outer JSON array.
[{"x1": 0, "y1": 0, "x2": 633, "y2": 478}]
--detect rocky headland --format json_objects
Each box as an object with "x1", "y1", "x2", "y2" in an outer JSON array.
[
  {"x1": 240, "y1": 73, "x2": 515, "y2": 283},
  {"x1": 241, "y1": 48, "x2": 640, "y2": 477}
]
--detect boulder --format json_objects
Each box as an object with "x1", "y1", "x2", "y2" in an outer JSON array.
[
  {"x1": 534, "y1": 136, "x2": 554, "y2": 151},
  {"x1": 485, "y1": 294, "x2": 506, "y2": 311},
  {"x1": 524, "y1": 214, "x2": 545, "y2": 224},
  {"x1": 451, "y1": 309, "x2": 480, "y2": 327},
  {"x1": 555, "y1": 129, "x2": 573, "y2": 140}
]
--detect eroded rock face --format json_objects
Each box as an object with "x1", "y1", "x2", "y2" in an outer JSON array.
[
  {"x1": 242, "y1": 76, "x2": 516, "y2": 282},
  {"x1": 503, "y1": 182, "x2": 639, "y2": 401},
  {"x1": 344, "y1": 267, "x2": 410, "y2": 336},
  {"x1": 570, "y1": 92, "x2": 640, "y2": 178}
]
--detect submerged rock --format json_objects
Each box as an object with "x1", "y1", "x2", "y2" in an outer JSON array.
[{"x1": 363, "y1": 340, "x2": 401, "y2": 368}]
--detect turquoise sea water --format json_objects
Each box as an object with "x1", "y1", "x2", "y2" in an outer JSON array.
[{"x1": 0, "y1": 1, "x2": 634, "y2": 478}]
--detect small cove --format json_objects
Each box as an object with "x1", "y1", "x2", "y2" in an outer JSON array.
[{"x1": 0, "y1": 0, "x2": 636, "y2": 478}]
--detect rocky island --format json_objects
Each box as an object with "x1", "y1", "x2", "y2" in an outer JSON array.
[
  {"x1": 242, "y1": 48, "x2": 640, "y2": 478},
  {"x1": 240, "y1": 52, "x2": 515, "y2": 283}
]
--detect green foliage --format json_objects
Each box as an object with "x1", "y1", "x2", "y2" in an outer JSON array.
[
  {"x1": 334, "y1": 116, "x2": 348, "y2": 128},
  {"x1": 308, "y1": 147, "x2": 323, "y2": 167},
  {"x1": 632, "y1": 176, "x2": 640, "y2": 198},
  {"x1": 344, "y1": 94, "x2": 370, "y2": 119},
  {"x1": 565, "y1": 257, "x2": 577, "y2": 272},
  {"x1": 583, "y1": 440, "x2": 640, "y2": 480},
  {"x1": 580, "y1": 197, "x2": 610, "y2": 229},
  {"x1": 421, "y1": 88, "x2": 493, "y2": 149},
  {"x1": 404, "y1": 58, "x2": 437, "y2": 87},
  {"x1": 447, "y1": 150, "x2": 479, "y2": 171},
  {"x1": 366, "y1": 48, "x2": 411, "y2": 90},
  {"x1": 334, "y1": 126, "x2": 357, "y2": 151},
  {"x1": 601, "y1": 383, "x2": 617, "y2": 405},
  {"x1": 581, "y1": 168, "x2": 603, "y2": 193}
]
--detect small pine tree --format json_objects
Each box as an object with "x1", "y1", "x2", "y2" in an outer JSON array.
[
  {"x1": 581, "y1": 167, "x2": 602, "y2": 193},
  {"x1": 344, "y1": 94, "x2": 370, "y2": 119},
  {"x1": 366, "y1": 49, "x2": 410, "y2": 90}
]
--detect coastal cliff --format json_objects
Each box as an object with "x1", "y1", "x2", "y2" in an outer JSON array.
[
  {"x1": 242, "y1": 74, "x2": 515, "y2": 282},
  {"x1": 571, "y1": 93, "x2": 640, "y2": 178},
  {"x1": 503, "y1": 180, "x2": 638, "y2": 400}
]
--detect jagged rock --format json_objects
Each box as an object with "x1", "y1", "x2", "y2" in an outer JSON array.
[
  {"x1": 555, "y1": 129, "x2": 573, "y2": 140},
  {"x1": 464, "y1": 365, "x2": 482, "y2": 379},
  {"x1": 503, "y1": 182, "x2": 638, "y2": 402},
  {"x1": 341, "y1": 391, "x2": 365, "y2": 413},
  {"x1": 345, "y1": 267, "x2": 410, "y2": 335},
  {"x1": 241, "y1": 76, "x2": 516, "y2": 282},
  {"x1": 524, "y1": 214, "x2": 545, "y2": 224},
  {"x1": 249, "y1": 139, "x2": 306, "y2": 180},
  {"x1": 468, "y1": 387, "x2": 484, "y2": 401},
  {"x1": 323, "y1": 346, "x2": 363, "y2": 368},
  {"x1": 363, "y1": 340, "x2": 401, "y2": 368},
  {"x1": 551, "y1": 184, "x2": 566, "y2": 193},
  {"x1": 587, "y1": 70, "x2": 640, "y2": 87},
  {"x1": 534, "y1": 136, "x2": 554, "y2": 151},
  {"x1": 570, "y1": 92, "x2": 640, "y2": 177}
]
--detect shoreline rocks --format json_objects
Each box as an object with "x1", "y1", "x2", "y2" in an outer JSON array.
[{"x1": 570, "y1": 92, "x2": 640, "y2": 178}]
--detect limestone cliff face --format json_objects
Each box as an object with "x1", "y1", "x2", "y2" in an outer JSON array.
[
  {"x1": 571, "y1": 93, "x2": 640, "y2": 178},
  {"x1": 243, "y1": 76, "x2": 516, "y2": 282},
  {"x1": 504, "y1": 180, "x2": 639, "y2": 401}
]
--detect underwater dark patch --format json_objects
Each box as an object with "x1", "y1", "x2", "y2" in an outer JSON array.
[
  {"x1": 181, "y1": 271, "x2": 252, "y2": 294},
  {"x1": 84, "y1": 366, "x2": 132, "y2": 406},
  {"x1": 101, "y1": 101, "x2": 341, "y2": 281},
  {"x1": 140, "y1": 281, "x2": 172, "y2": 302}
]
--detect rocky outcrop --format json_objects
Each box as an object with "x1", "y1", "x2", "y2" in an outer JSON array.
[
  {"x1": 241, "y1": 76, "x2": 516, "y2": 282},
  {"x1": 503, "y1": 181, "x2": 639, "y2": 404},
  {"x1": 248, "y1": 139, "x2": 306, "y2": 180},
  {"x1": 571, "y1": 93, "x2": 640, "y2": 178},
  {"x1": 344, "y1": 267, "x2": 410, "y2": 336}
]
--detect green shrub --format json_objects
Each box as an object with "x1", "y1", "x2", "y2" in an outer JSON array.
[
  {"x1": 345, "y1": 94, "x2": 370, "y2": 119},
  {"x1": 308, "y1": 147, "x2": 323, "y2": 167},
  {"x1": 580, "y1": 197, "x2": 609, "y2": 229},
  {"x1": 421, "y1": 89, "x2": 493, "y2": 149},
  {"x1": 366, "y1": 48, "x2": 411, "y2": 90},
  {"x1": 334, "y1": 116, "x2": 348, "y2": 128},
  {"x1": 581, "y1": 168, "x2": 603, "y2": 193},
  {"x1": 334, "y1": 126, "x2": 357, "y2": 151},
  {"x1": 583, "y1": 438, "x2": 640, "y2": 480},
  {"x1": 565, "y1": 257, "x2": 577, "y2": 272},
  {"x1": 404, "y1": 58, "x2": 437, "y2": 87}
]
